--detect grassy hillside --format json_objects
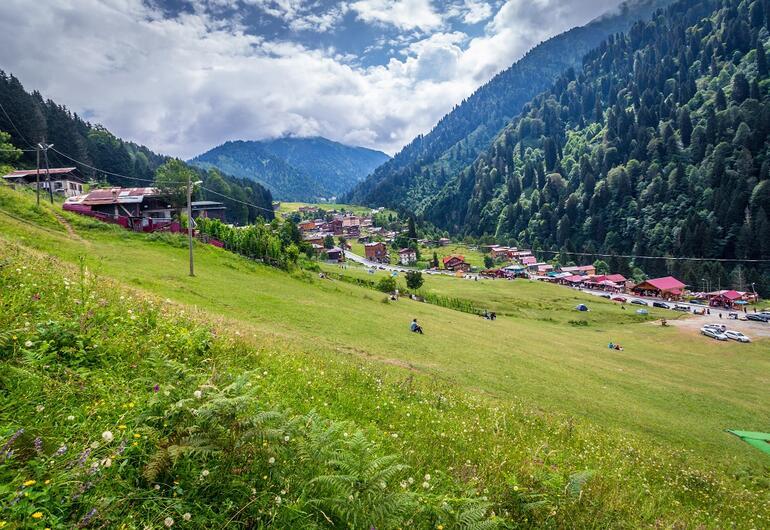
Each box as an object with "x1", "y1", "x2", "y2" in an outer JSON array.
[{"x1": 0, "y1": 186, "x2": 768, "y2": 528}]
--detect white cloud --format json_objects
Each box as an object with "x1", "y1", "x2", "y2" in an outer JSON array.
[
  {"x1": 460, "y1": 0, "x2": 493, "y2": 24},
  {"x1": 0, "y1": 0, "x2": 622, "y2": 159},
  {"x1": 350, "y1": 0, "x2": 443, "y2": 31}
]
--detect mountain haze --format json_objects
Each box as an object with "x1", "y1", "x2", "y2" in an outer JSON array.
[
  {"x1": 190, "y1": 138, "x2": 389, "y2": 202},
  {"x1": 344, "y1": 0, "x2": 672, "y2": 209}
]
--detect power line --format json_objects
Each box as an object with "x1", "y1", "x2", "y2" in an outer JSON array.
[
  {"x1": 533, "y1": 248, "x2": 770, "y2": 264},
  {"x1": 0, "y1": 102, "x2": 36, "y2": 149},
  {"x1": 52, "y1": 146, "x2": 274, "y2": 214}
]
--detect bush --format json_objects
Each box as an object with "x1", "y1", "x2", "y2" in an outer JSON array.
[{"x1": 376, "y1": 276, "x2": 397, "y2": 293}]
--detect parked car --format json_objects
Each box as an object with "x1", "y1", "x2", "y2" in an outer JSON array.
[
  {"x1": 673, "y1": 305, "x2": 690, "y2": 312},
  {"x1": 701, "y1": 327, "x2": 728, "y2": 341},
  {"x1": 746, "y1": 313, "x2": 770, "y2": 322},
  {"x1": 611, "y1": 296, "x2": 626, "y2": 302},
  {"x1": 652, "y1": 301, "x2": 671, "y2": 309},
  {"x1": 631, "y1": 299, "x2": 648, "y2": 306},
  {"x1": 599, "y1": 293, "x2": 611, "y2": 299},
  {"x1": 689, "y1": 299, "x2": 705, "y2": 305},
  {"x1": 704, "y1": 323, "x2": 727, "y2": 332},
  {"x1": 724, "y1": 330, "x2": 751, "y2": 343}
]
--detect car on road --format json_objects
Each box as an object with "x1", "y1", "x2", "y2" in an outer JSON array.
[
  {"x1": 599, "y1": 293, "x2": 611, "y2": 299},
  {"x1": 611, "y1": 296, "x2": 626, "y2": 302},
  {"x1": 630, "y1": 299, "x2": 648, "y2": 306},
  {"x1": 673, "y1": 305, "x2": 690, "y2": 312},
  {"x1": 701, "y1": 327, "x2": 728, "y2": 340},
  {"x1": 746, "y1": 313, "x2": 769, "y2": 322},
  {"x1": 652, "y1": 301, "x2": 671, "y2": 309},
  {"x1": 689, "y1": 299, "x2": 705, "y2": 305},
  {"x1": 724, "y1": 330, "x2": 751, "y2": 343}
]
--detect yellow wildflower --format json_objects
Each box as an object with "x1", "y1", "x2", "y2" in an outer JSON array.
[
  {"x1": 44, "y1": 480, "x2": 50, "y2": 485},
  {"x1": 118, "y1": 425, "x2": 127, "y2": 430},
  {"x1": 23, "y1": 480, "x2": 36, "y2": 487},
  {"x1": 133, "y1": 434, "x2": 141, "y2": 439},
  {"x1": 31, "y1": 512, "x2": 43, "y2": 519}
]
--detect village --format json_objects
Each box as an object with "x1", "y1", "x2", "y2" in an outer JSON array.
[{"x1": 4, "y1": 168, "x2": 767, "y2": 339}]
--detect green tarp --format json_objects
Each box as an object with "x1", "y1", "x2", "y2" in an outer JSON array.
[{"x1": 726, "y1": 430, "x2": 770, "y2": 455}]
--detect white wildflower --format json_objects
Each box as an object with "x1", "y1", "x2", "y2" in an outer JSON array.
[
  {"x1": 67, "y1": 415, "x2": 75, "y2": 421},
  {"x1": 36, "y1": 405, "x2": 45, "y2": 413},
  {"x1": 424, "y1": 474, "x2": 431, "y2": 481},
  {"x1": 268, "y1": 457, "x2": 275, "y2": 465},
  {"x1": 154, "y1": 484, "x2": 161, "y2": 490},
  {"x1": 182, "y1": 513, "x2": 191, "y2": 522},
  {"x1": 102, "y1": 431, "x2": 114, "y2": 443},
  {"x1": 164, "y1": 516, "x2": 174, "y2": 527},
  {"x1": 283, "y1": 435, "x2": 290, "y2": 442},
  {"x1": 193, "y1": 390, "x2": 202, "y2": 399},
  {"x1": 274, "y1": 495, "x2": 282, "y2": 505},
  {"x1": 24, "y1": 340, "x2": 33, "y2": 348},
  {"x1": 102, "y1": 457, "x2": 112, "y2": 468},
  {"x1": 201, "y1": 469, "x2": 209, "y2": 477},
  {"x1": 422, "y1": 481, "x2": 430, "y2": 489}
]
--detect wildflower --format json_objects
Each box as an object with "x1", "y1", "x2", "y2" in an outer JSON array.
[
  {"x1": 201, "y1": 469, "x2": 209, "y2": 477},
  {"x1": 118, "y1": 425, "x2": 126, "y2": 430},
  {"x1": 182, "y1": 513, "x2": 191, "y2": 522},
  {"x1": 268, "y1": 457, "x2": 275, "y2": 465},
  {"x1": 274, "y1": 496, "x2": 282, "y2": 505},
  {"x1": 424, "y1": 474, "x2": 431, "y2": 481},
  {"x1": 76, "y1": 448, "x2": 91, "y2": 466},
  {"x1": 23, "y1": 480, "x2": 37, "y2": 487},
  {"x1": 33, "y1": 437, "x2": 43, "y2": 455},
  {"x1": 24, "y1": 340, "x2": 33, "y2": 348},
  {"x1": 36, "y1": 405, "x2": 45, "y2": 413},
  {"x1": 101, "y1": 458, "x2": 112, "y2": 468},
  {"x1": 154, "y1": 485, "x2": 161, "y2": 490},
  {"x1": 164, "y1": 516, "x2": 174, "y2": 527},
  {"x1": 283, "y1": 435, "x2": 290, "y2": 442},
  {"x1": 422, "y1": 481, "x2": 430, "y2": 489},
  {"x1": 102, "y1": 431, "x2": 114, "y2": 443},
  {"x1": 90, "y1": 441, "x2": 99, "y2": 449},
  {"x1": 67, "y1": 415, "x2": 75, "y2": 421},
  {"x1": 31, "y1": 512, "x2": 43, "y2": 519},
  {"x1": 193, "y1": 390, "x2": 202, "y2": 399},
  {"x1": 153, "y1": 384, "x2": 160, "y2": 393},
  {"x1": 133, "y1": 434, "x2": 141, "y2": 439},
  {"x1": 78, "y1": 508, "x2": 97, "y2": 528},
  {"x1": 54, "y1": 445, "x2": 67, "y2": 457},
  {"x1": 44, "y1": 480, "x2": 50, "y2": 485}
]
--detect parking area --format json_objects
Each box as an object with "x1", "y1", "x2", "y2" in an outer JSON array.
[{"x1": 667, "y1": 315, "x2": 770, "y2": 340}]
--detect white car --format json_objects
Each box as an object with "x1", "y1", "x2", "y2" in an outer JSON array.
[
  {"x1": 704, "y1": 323, "x2": 727, "y2": 333},
  {"x1": 724, "y1": 330, "x2": 751, "y2": 343},
  {"x1": 701, "y1": 327, "x2": 728, "y2": 341}
]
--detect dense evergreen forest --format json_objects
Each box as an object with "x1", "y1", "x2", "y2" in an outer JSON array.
[
  {"x1": 425, "y1": 0, "x2": 770, "y2": 293},
  {"x1": 344, "y1": 0, "x2": 671, "y2": 208},
  {"x1": 0, "y1": 73, "x2": 273, "y2": 224}
]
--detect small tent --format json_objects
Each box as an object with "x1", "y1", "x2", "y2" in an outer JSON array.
[
  {"x1": 727, "y1": 430, "x2": 770, "y2": 456},
  {"x1": 575, "y1": 304, "x2": 589, "y2": 312}
]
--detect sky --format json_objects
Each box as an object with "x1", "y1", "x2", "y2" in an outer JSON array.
[{"x1": 0, "y1": 0, "x2": 623, "y2": 159}]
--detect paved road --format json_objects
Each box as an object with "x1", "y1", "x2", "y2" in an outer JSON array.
[{"x1": 344, "y1": 251, "x2": 463, "y2": 277}]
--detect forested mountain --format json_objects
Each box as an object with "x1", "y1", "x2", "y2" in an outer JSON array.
[
  {"x1": 190, "y1": 138, "x2": 389, "y2": 201},
  {"x1": 344, "y1": 0, "x2": 671, "y2": 208},
  {"x1": 424, "y1": 0, "x2": 770, "y2": 293},
  {"x1": 0, "y1": 73, "x2": 274, "y2": 224}
]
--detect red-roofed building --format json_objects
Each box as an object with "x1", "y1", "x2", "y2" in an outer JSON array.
[
  {"x1": 442, "y1": 255, "x2": 470, "y2": 272},
  {"x1": 521, "y1": 256, "x2": 537, "y2": 265},
  {"x1": 398, "y1": 247, "x2": 417, "y2": 265},
  {"x1": 632, "y1": 276, "x2": 686, "y2": 300},
  {"x1": 707, "y1": 289, "x2": 751, "y2": 308}
]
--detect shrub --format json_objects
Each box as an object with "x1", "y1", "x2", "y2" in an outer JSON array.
[
  {"x1": 405, "y1": 270, "x2": 424, "y2": 290},
  {"x1": 376, "y1": 276, "x2": 397, "y2": 293}
]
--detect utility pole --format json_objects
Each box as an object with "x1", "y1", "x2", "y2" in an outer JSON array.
[
  {"x1": 187, "y1": 174, "x2": 194, "y2": 277},
  {"x1": 37, "y1": 142, "x2": 54, "y2": 204},
  {"x1": 187, "y1": 177, "x2": 203, "y2": 277},
  {"x1": 35, "y1": 144, "x2": 40, "y2": 206}
]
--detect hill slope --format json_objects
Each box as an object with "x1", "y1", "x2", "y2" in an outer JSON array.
[
  {"x1": 190, "y1": 137, "x2": 389, "y2": 201},
  {"x1": 344, "y1": 0, "x2": 671, "y2": 210},
  {"x1": 1, "y1": 185, "x2": 769, "y2": 526},
  {"x1": 422, "y1": 0, "x2": 770, "y2": 294}
]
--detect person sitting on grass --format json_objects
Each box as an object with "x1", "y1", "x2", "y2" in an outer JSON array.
[
  {"x1": 410, "y1": 318, "x2": 423, "y2": 334},
  {"x1": 608, "y1": 342, "x2": 614, "y2": 349}
]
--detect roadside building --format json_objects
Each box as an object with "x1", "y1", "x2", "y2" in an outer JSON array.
[
  {"x1": 442, "y1": 255, "x2": 470, "y2": 272},
  {"x1": 398, "y1": 248, "x2": 417, "y2": 265},
  {"x1": 438, "y1": 238, "x2": 451, "y2": 246},
  {"x1": 299, "y1": 220, "x2": 316, "y2": 232},
  {"x1": 191, "y1": 201, "x2": 226, "y2": 221},
  {"x1": 631, "y1": 276, "x2": 686, "y2": 300},
  {"x1": 326, "y1": 247, "x2": 345, "y2": 262},
  {"x1": 560, "y1": 265, "x2": 596, "y2": 276},
  {"x1": 365, "y1": 242, "x2": 388, "y2": 262},
  {"x1": 3, "y1": 167, "x2": 85, "y2": 197}
]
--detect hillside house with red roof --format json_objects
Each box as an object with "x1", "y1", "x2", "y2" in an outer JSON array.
[
  {"x1": 3, "y1": 167, "x2": 84, "y2": 197},
  {"x1": 442, "y1": 255, "x2": 470, "y2": 272},
  {"x1": 365, "y1": 242, "x2": 388, "y2": 262}
]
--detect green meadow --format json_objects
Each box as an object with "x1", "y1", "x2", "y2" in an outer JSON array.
[{"x1": 1, "y1": 186, "x2": 769, "y2": 528}]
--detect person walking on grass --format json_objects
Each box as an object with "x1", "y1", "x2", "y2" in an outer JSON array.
[{"x1": 410, "y1": 318, "x2": 423, "y2": 334}]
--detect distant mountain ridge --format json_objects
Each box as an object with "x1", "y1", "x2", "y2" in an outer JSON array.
[
  {"x1": 344, "y1": 0, "x2": 672, "y2": 209},
  {"x1": 190, "y1": 137, "x2": 389, "y2": 201}
]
